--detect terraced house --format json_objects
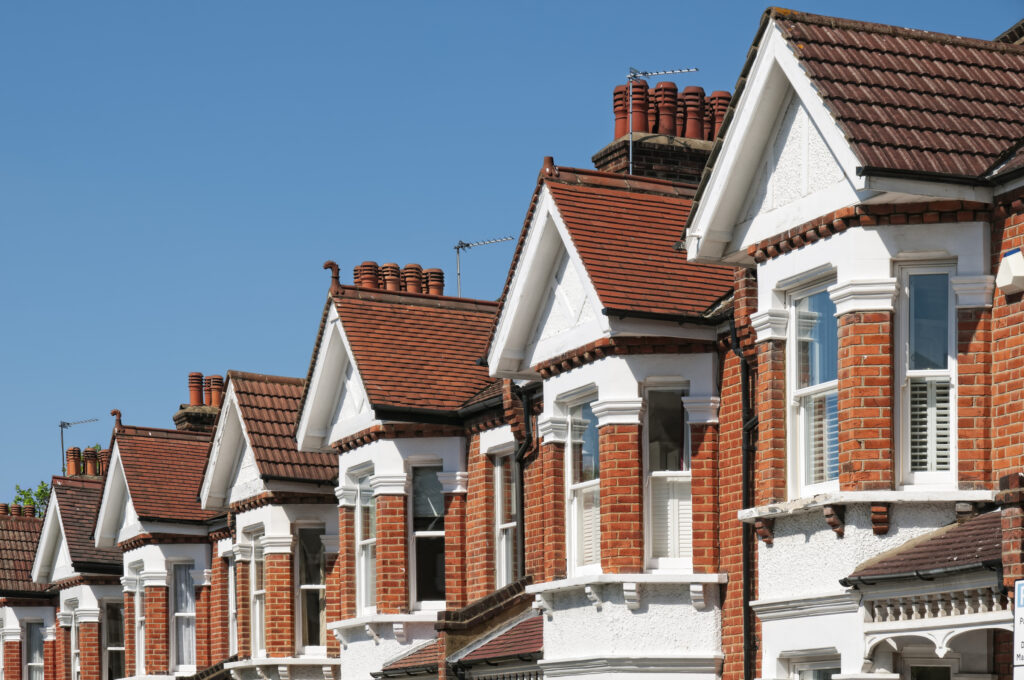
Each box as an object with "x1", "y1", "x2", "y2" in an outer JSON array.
[{"x1": 3, "y1": 7, "x2": 1024, "y2": 680}]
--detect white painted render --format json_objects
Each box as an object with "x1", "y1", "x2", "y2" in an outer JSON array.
[
  {"x1": 58, "y1": 584, "x2": 122, "y2": 618},
  {"x1": 335, "y1": 436, "x2": 466, "y2": 497},
  {"x1": 327, "y1": 616, "x2": 437, "y2": 680},
  {"x1": 231, "y1": 503, "x2": 338, "y2": 548},
  {"x1": 201, "y1": 382, "x2": 267, "y2": 509},
  {"x1": 31, "y1": 491, "x2": 74, "y2": 584},
  {"x1": 122, "y1": 543, "x2": 212, "y2": 586}
]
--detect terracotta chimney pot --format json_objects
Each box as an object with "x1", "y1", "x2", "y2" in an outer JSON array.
[
  {"x1": 359, "y1": 261, "x2": 380, "y2": 289},
  {"x1": 704, "y1": 96, "x2": 715, "y2": 141},
  {"x1": 424, "y1": 268, "x2": 445, "y2": 296},
  {"x1": 10, "y1": 505, "x2": 21, "y2": 517},
  {"x1": 203, "y1": 376, "x2": 213, "y2": 406},
  {"x1": 381, "y1": 263, "x2": 401, "y2": 291},
  {"x1": 99, "y1": 449, "x2": 111, "y2": 476},
  {"x1": 402, "y1": 264, "x2": 423, "y2": 294},
  {"x1": 654, "y1": 82, "x2": 678, "y2": 136},
  {"x1": 66, "y1": 447, "x2": 81, "y2": 477},
  {"x1": 188, "y1": 372, "x2": 203, "y2": 407},
  {"x1": 683, "y1": 86, "x2": 705, "y2": 140},
  {"x1": 710, "y1": 91, "x2": 731, "y2": 138},
  {"x1": 629, "y1": 80, "x2": 649, "y2": 133},
  {"x1": 613, "y1": 84, "x2": 628, "y2": 139},
  {"x1": 83, "y1": 450, "x2": 97, "y2": 476},
  {"x1": 646, "y1": 93, "x2": 657, "y2": 133},
  {"x1": 0, "y1": 504, "x2": 8, "y2": 516},
  {"x1": 23, "y1": 505, "x2": 35, "y2": 518},
  {"x1": 209, "y1": 375, "x2": 224, "y2": 408},
  {"x1": 675, "y1": 90, "x2": 686, "y2": 137}
]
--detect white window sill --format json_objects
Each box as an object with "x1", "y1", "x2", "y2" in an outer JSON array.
[
  {"x1": 738, "y1": 489, "x2": 996, "y2": 522},
  {"x1": 527, "y1": 572, "x2": 727, "y2": 613},
  {"x1": 224, "y1": 658, "x2": 341, "y2": 669},
  {"x1": 326, "y1": 611, "x2": 439, "y2": 633}
]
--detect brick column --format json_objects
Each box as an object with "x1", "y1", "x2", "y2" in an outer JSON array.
[
  {"x1": 953, "y1": 278, "x2": 994, "y2": 488},
  {"x1": 998, "y1": 473, "x2": 1024, "y2": 592},
  {"x1": 77, "y1": 613, "x2": 100, "y2": 680},
  {"x1": 685, "y1": 396, "x2": 721, "y2": 574},
  {"x1": 535, "y1": 416, "x2": 567, "y2": 582},
  {"x1": 440, "y1": 472, "x2": 468, "y2": 608},
  {"x1": 144, "y1": 582, "x2": 169, "y2": 674},
  {"x1": 262, "y1": 536, "x2": 295, "y2": 657},
  {"x1": 837, "y1": 311, "x2": 894, "y2": 491},
  {"x1": 4, "y1": 638, "x2": 22, "y2": 680},
  {"x1": 464, "y1": 432, "x2": 496, "y2": 602},
  {"x1": 751, "y1": 309, "x2": 788, "y2": 504},
  {"x1": 234, "y1": 550, "x2": 251, "y2": 658},
  {"x1": 335, "y1": 501, "x2": 356, "y2": 621},
  {"x1": 43, "y1": 627, "x2": 56, "y2": 680},
  {"x1": 209, "y1": 555, "x2": 229, "y2": 662},
  {"x1": 194, "y1": 570, "x2": 212, "y2": 668},
  {"x1": 593, "y1": 398, "x2": 644, "y2": 575},
  {"x1": 373, "y1": 474, "x2": 409, "y2": 615},
  {"x1": 121, "y1": 593, "x2": 134, "y2": 677}
]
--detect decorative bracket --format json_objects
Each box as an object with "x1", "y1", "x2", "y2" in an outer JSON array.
[
  {"x1": 332, "y1": 627, "x2": 349, "y2": 650},
  {"x1": 393, "y1": 622, "x2": 407, "y2": 645},
  {"x1": 584, "y1": 585, "x2": 603, "y2": 611},
  {"x1": 754, "y1": 518, "x2": 775, "y2": 545},
  {"x1": 623, "y1": 582, "x2": 640, "y2": 611},
  {"x1": 690, "y1": 583, "x2": 710, "y2": 611},
  {"x1": 532, "y1": 592, "x2": 554, "y2": 620},
  {"x1": 321, "y1": 666, "x2": 337, "y2": 680},
  {"x1": 871, "y1": 503, "x2": 891, "y2": 535},
  {"x1": 824, "y1": 504, "x2": 845, "y2": 538},
  {"x1": 230, "y1": 670, "x2": 244, "y2": 680},
  {"x1": 277, "y1": 666, "x2": 290, "y2": 680},
  {"x1": 255, "y1": 666, "x2": 271, "y2": 680},
  {"x1": 365, "y1": 623, "x2": 381, "y2": 645}
]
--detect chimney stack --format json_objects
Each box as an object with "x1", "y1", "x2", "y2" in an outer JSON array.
[
  {"x1": 173, "y1": 371, "x2": 220, "y2": 432},
  {"x1": 83, "y1": 449, "x2": 97, "y2": 476},
  {"x1": 23, "y1": 505, "x2": 35, "y2": 518},
  {"x1": 10, "y1": 505, "x2": 22, "y2": 517},
  {"x1": 66, "y1": 447, "x2": 81, "y2": 476},
  {"x1": 629, "y1": 80, "x2": 649, "y2": 133}
]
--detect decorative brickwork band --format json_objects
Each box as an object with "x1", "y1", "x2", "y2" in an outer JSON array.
[{"x1": 598, "y1": 423, "x2": 643, "y2": 574}]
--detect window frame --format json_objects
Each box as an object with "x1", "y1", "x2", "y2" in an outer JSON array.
[
  {"x1": 169, "y1": 561, "x2": 197, "y2": 673},
  {"x1": 23, "y1": 621, "x2": 44, "y2": 680},
  {"x1": 408, "y1": 464, "x2": 446, "y2": 609},
  {"x1": 787, "y1": 279, "x2": 840, "y2": 498},
  {"x1": 897, "y1": 262, "x2": 957, "y2": 488},
  {"x1": 70, "y1": 608, "x2": 81, "y2": 680},
  {"x1": 354, "y1": 472, "x2": 377, "y2": 616},
  {"x1": 293, "y1": 525, "x2": 327, "y2": 655},
  {"x1": 249, "y1": 532, "x2": 266, "y2": 658},
  {"x1": 131, "y1": 564, "x2": 145, "y2": 676},
  {"x1": 102, "y1": 601, "x2": 125, "y2": 680},
  {"x1": 226, "y1": 557, "x2": 237, "y2": 656},
  {"x1": 564, "y1": 393, "x2": 601, "y2": 577},
  {"x1": 492, "y1": 447, "x2": 518, "y2": 589},
  {"x1": 643, "y1": 382, "x2": 693, "y2": 572},
  {"x1": 790, "y1": 659, "x2": 841, "y2": 680}
]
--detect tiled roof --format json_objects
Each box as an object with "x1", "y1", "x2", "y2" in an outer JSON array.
[
  {"x1": 116, "y1": 425, "x2": 220, "y2": 524},
  {"x1": 847, "y1": 510, "x2": 1001, "y2": 581},
  {"x1": 379, "y1": 638, "x2": 441, "y2": 673},
  {"x1": 460, "y1": 613, "x2": 543, "y2": 663},
  {"x1": 546, "y1": 169, "x2": 734, "y2": 318},
  {"x1": 0, "y1": 515, "x2": 47, "y2": 594},
  {"x1": 462, "y1": 380, "x2": 503, "y2": 409},
  {"x1": 51, "y1": 476, "x2": 122, "y2": 571},
  {"x1": 229, "y1": 371, "x2": 336, "y2": 484},
  {"x1": 771, "y1": 8, "x2": 1024, "y2": 180},
  {"x1": 331, "y1": 287, "x2": 499, "y2": 414}
]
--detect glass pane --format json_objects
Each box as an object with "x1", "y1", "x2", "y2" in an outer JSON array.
[
  {"x1": 360, "y1": 544, "x2": 376, "y2": 608},
  {"x1": 175, "y1": 616, "x2": 195, "y2": 666},
  {"x1": 301, "y1": 589, "x2": 325, "y2": 646},
  {"x1": 298, "y1": 529, "x2": 325, "y2": 586},
  {"x1": 174, "y1": 564, "x2": 195, "y2": 613},
  {"x1": 798, "y1": 669, "x2": 839, "y2": 680},
  {"x1": 648, "y1": 389, "x2": 686, "y2": 471},
  {"x1": 804, "y1": 389, "x2": 839, "y2": 484},
  {"x1": 911, "y1": 668, "x2": 951, "y2": 680},
  {"x1": 796, "y1": 289, "x2": 838, "y2": 388},
  {"x1": 27, "y1": 623, "x2": 44, "y2": 663},
  {"x1": 415, "y1": 535, "x2": 446, "y2": 601},
  {"x1": 571, "y1": 402, "x2": 600, "y2": 483},
  {"x1": 497, "y1": 457, "x2": 517, "y2": 524},
  {"x1": 253, "y1": 594, "x2": 265, "y2": 651},
  {"x1": 106, "y1": 603, "x2": 124, "y2": 646},
  {"x1": 909, "y1": 273, "x2": 949, "y2": 370},
  {"x1": 413, "y1": 467, "x2": 444, "y2": 531},
  {"x1": 253, "y1": 547, "x2": 264, "y2": 591},
  {"x1": 107, "y1": 651, "x2": 124, "y2": 680}
]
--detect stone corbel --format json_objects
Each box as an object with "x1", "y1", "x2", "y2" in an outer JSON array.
[
  {"x1": 584, "y1": 585, "x2": 603, "y2": 611},
  {"x1": 120, "y1": 575, "x2": 138, "y2": 592},
  {"x1": 592, "y1": 398, "x2": 644, "y2": 427},
  {"x1": 532, "y1": 592, "x2": 554, "y2": 620},
  {"x1": 192, "y1": 568, "x2": 212, "y2": 587},
  {"x1": 750, "y1": 309, "x2": 788, "y2": 342},
  {"x1": 438, "y1": 471, "x2": 469, "y2": 495},
  {"x1": 536, "y1": 415, "x2": 568, "y2": 444},
  {"x1": 332, "y1": 627, "x2": 349, "y2": 650},
  {"x1": 690, "y1": 583, "x2": 711, "y2": 611},
  {"x1": 952, "y1": 275, "x2": 995, "y2": 308},
  {"x1": 622, "y1": 582, "x2": 640, "y2": 611},
  {"x1": 871, "y1": 503, "x2": 891, "y2": 535},
  {"x1": 754, "y1": 518, "x2": 775, "y2": 545},
  {"x1": 828, "y1": 278, "x2": 898, "y2": 316},
  {"x1": 44, "y1": 626, "x2": 56, "y2": 642},
  {"x1": 140, "y1": 569, "x2": 169, "y2": 588},
  {"x1": 75, "y1": 608, "x2": 101, "y2": 624},
  {"x1": 335, "y1": 484, "x2": 357, "y2": 508},
  {"x1": 682, "y1": 395, "x2": 721, "y2": 425},
  {"x1": 277, "y1": 666, "x2": 290, "y2": 680},
  {"x1": 823, "y1": 505, "x2": 845, "y2": 538},
  {"x1": 255, "y1": 665, "x2": 271, "y2": 680},
  {"x1": 261, "y1": 535, "x2": 295, "y2": 555},
  {"x1": 364, "y1": 623, "x2": 381, "y2": 645},
  {"x1": 393, "y1": 621, "x2": 407, "y2": 644},
  {"x1": 57, "y1": 611, "x2": 73, "y2": 628},
  {"x1": 369, "y1": 473, "x2": 408, "y2": 497}
]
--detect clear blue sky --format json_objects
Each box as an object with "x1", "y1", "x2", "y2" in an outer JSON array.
[{"x1": 1, "y1": 1, "x2": 1019, "y2": 503}]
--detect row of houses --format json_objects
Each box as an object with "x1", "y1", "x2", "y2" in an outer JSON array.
[{"x1": 3, "y1": 7, "x2": 1024, "y2": 680}]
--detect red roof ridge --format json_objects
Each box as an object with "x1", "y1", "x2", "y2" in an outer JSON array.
[
  {"x1": 117, "y1": 425, "x2": 212, "y2": 442},
  {"x1": 227, "y1": 370, "x2": 305, "y2": 387},
  {"x1": 331, "y1": 284, "x2": 498, "y2": 311},
  {"x1": 769, "y1": 7, "x2": 1024, "y2": 55},
  {"x1": 544, "y1": 164, "x2": 697, "y2": 198},
  {"x1": 52, "y1": 475, "x2": 105, "y2": 489}
]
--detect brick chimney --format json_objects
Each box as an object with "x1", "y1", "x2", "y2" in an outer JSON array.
[
  {"x1": 173, "y1": 371, "x2": 221, "y2": 432},
  {"x1": 592, "y1": 80, "x2": 730, "y2": 184}
]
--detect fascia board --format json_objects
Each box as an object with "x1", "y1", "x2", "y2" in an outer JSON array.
[
  {"x1": 93, "y1": 445, "x2": 134, "y2": 549},
  {"x1": 862, "y1": 174, "x2": 994, "y2": 204},
  {"x1": 29, "y1": 492, "x2": 61, "y2": 584},
  {"x1": 200, "y1": 383, "x2": 245, "y2": 509}
]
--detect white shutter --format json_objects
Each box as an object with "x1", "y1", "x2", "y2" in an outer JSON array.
[
  {"x1": 650, "y1": 475, "x2": 692, "y2": 563},
  {"x1": 651, "y1": 477, "x2": 671, "y2": 558},
  {"x1": 910, "y1": 377, "x2": 951, "y2": 472},
  {"x1": 577, "y1": 486, "x2": 600, "y2": 566},
  {"x1": 804, "y1": 390, "x2": 839, "y2": 484}
]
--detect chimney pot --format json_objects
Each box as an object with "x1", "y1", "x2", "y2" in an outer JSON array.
[
  {"x1": 98, "y1": 449, "x2": 111, "y2": 476},
  {"x1": 402, "y1": 264, "x2": 423, "y2": 294},
  {"x1": 359, "y1": 262, "x2": 380, "y2": 289},
  {"x1": 424, "y1": 268, "x2": 445, "y2": 296},
  {"x1": 66, "y1": 447, "x2": 81, "y2": 477},
  {"x1": 710, "y1": 91, "x2": 731, "y2": 138},
  {"x1": 613, "y1": 84, "x2": 628, "y2": 139},
  {"x1": 381, "y1": 263, "x2": 401, "y2": 291},
  {"x1": 210, "y1": 375, "x2": 224, "y2": 408},
  {"x1": 0, "y1": 504, "x2": 8, "y2": 516},
  {"x1": 654, "y1": 82, "x2": 678, "y2": 136},
  {"x1": 683, "y1": 86, "x2": 706, "y2": 140},
  {"x1": 203, "y1": 376, "x2": 213, "y2": 406},
  {"x1": 629, "y1": 80, "x2": 649, "y2": 134},
  {"x1": 703, "y1": 96, "x2": 714, "y2": 141},
  {"x1": 188, "y1": 372, "x2": 203, "y2": 407},
  {"x1": 83, "y1": 450, "x2": 97, "y2": 476},
  {"x1": 646, "y1": 93, "x2": 657, "y2": 133},
  {"x1": 23, "y1": 505, "x2": 35, "y2": 518},
  {"x1": 10, "y1": 505, "x2": 22, "y2": 517}
]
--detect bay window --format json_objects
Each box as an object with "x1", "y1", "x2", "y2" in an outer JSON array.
[
  {"x1": 296, "y1": 528, "x2": 326, "y2": 651},
  {"x1": 900, "y1": 266, "x2": 955, "y2": 485},
  {"x1": 790, "y1": 285, "x2": 839, "y2": 495},
  {"x1": 227, "y1": 559, "x2": 237, "y2": 656},
  {"x1": 71, "y1": 612, "x2": 80, "y2": 680},
  {"x1": 411, "y1": 466, "x2": 445, "y2": 605},
  {"x1": 494, "y1": 453, "x2": 517, "y2": 588},
  {"x1": 567, "y1": 400, "x2": 600, "y2": 573},
  {"x1": 251, "y1": 535, "x2": 266, "y2": 656},
  {"x1": 646, "y1": 387, "x2": 692, "y2": 569},
  {"x1": 355, "y1": 474, "x2": 376, "y2": 614},
  {"x1": 171, "y1": 563, "x2": 196, "y2": 671},
  {"x1": 24, "y1": 623, "x2": 43, "y2": 680},
  {"x1": 133, "y1": 569, "x2": 145, "y2": 675},
  {"x1": 104, "y1": 603, "x2": 124, "y2": 680}
]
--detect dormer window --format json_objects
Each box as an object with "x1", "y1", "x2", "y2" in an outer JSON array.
[{"x1": 790, "y1": 284, "x2": 839, "y2": 496}]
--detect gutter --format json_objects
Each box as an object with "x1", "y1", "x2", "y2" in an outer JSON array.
[
  {"x1": 601, "y1": 307, "x2": 721, "y2": 326},
  {"x1": 839, "y1": 558, "x2": 1002, "y2": 588},
  {"x1": 370, "y1": 394, "x2": 505, "y2": 427},
  {"x1": 855, "y1": 165, "x2": 991, "y2": 187}
]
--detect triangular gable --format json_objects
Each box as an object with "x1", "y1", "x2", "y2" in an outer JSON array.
[
  {"x1": 201, "y1": 382, "x2": 268, "y2": 509},
  {"x1": 488, "y1": 184, "x2": 608, "y2": 378},
  {"x1": 31, "y1": 492, "x2": 74, "y2": 585},
  {"x1": 296, "y1": 302, "x2": 375, "y2": 452},
  {"x1": 94, "y1": 444, "x2": 139, "y2": 548}
]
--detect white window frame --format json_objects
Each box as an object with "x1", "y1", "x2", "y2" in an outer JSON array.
[
  {"x1": 492, "y1": 447, "x2": 517, "y2": 589},
  {"x1": 643, "y1": 382, "x2": 693, "y2": 572},
  {"x1": 250, "y1": 532, "x2": 266, "y2": 658},
  {"x1": 897, "y1": 263, "x2": 957, "y2": 488},
  {"x1": 408, "y1": 463, "x2": 446, "y2": 610},
  {"x1": 132, "y1": 564, "x2": 145, "y2": 676},
  {"x1": 23, "y1": 621, "x2": 44, "y2": 680},
  {"x1": 102, "y1": 601, "x2": 125, "y2": 680},
  {"x1": 564, "y1": 393, "x2": 601, "y2": 577},
  {"x1": 1, "y1": 622, "x2": 5, "y2": 680},
  {"x1": 169, "y1": 562, "x2": 196, "y2": 673},
  {"x1": 70, "y1": 608, "x2": 81, "y2": 680},
  {"x1": 293, "y1": 524, "x2": 327, "y2": 656},
  {"x1": 790, "y1": 658, "x2": 841, "y2": 680},
  {"x1": 787, "y1": 279, "x2": 840, "y2": 498},
  {"x1": 354, "y1": 472, "x2": 377, "y2": 616},
  {"x1": 227, "y1": 557, "x2": 237, "y2": 656}
]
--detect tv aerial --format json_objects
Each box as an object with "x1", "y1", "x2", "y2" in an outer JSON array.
[
  {"x1": 59, "y1": 418, "x2": 99, "y2": 472},
  {"x1": 454, "y1": 236, "x2": 515, "y2": 296}
]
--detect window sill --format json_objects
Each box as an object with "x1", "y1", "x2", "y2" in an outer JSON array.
[
  {"x1": 224, "y1": 658, "x2": 341, "y2": 669},
  {"x1": 526, "y1": 572, "x2": 727, "y2": 614},
  {"x1": 737, "y1": 489, "x2": 996, "y2": 523},
  {"x1": 326, "y1": 611, "x2": 439, "y2": 648}
]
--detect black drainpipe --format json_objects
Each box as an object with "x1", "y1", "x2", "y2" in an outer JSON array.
[
  {"x1": 730, "y1": 319, "x2": 758, "y2": 680},
  {"x1": 511, "y1": 383, "x2": 534, "y2": 579}
]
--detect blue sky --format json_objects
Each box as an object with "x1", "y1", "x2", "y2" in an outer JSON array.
[{"x1": 1, "y1": 1, "x2": 1019, "y2": 503}]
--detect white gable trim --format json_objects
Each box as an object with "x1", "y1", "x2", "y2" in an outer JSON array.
[
  {"x1": 30, "y1": 491, "x2": 73, "y2": 584},
  {"x1": 296, "y1": 304, "x2": 378, "y2": 451},
  {"x1": 200, "y1": 381, "x2": 268, "y2": 509},
  {"x1": 488, "y1": 185, "x2": 609, "y2": 378},
  {"x1": 94, "y1": 443, "x2": 138, "y2": 548}
]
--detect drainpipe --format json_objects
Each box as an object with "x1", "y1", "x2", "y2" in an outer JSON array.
[
  {"x1": 730, "y1": 320, "x2": 758, "y2": 680},
  {"x1": 511, "y1": 383, "x2": 535, "y2": 579}
]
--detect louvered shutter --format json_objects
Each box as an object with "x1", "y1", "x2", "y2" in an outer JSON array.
[
  {"x1": 804, "y1": 390, "x2": 839, "y2": 484},
  {"x1": 578, "y1": 486, "x2": 600, "y2": 566},
  {"x1": 909, "y1": 377, "x2": 951, "y2": 472},
  {"x1": 650, "y1": 475, "x2": 692, "y2": 562}
]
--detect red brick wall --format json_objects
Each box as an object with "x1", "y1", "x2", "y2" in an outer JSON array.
[
  {"x1": 43, "y1": 635, "x2": 55, "y2": 680},
  {"x1": 527, "y1": 441, "x2": 566, "y2": 582},
  {"x1": 144, "y1": 586, "x2": 168, "y2": 674},
  {"x1": 690, "y1": 422, "x2": 720, "y2": 573},
  {"x1": 995, "y1": 629, "x2": 1013, "y2": 680},
  {"x1": 337, "y1": 506, "x2": 356, "y2": 620},
  {"x1": 837, "y1": 312, "x2": 894, "y2": 491},
  {"x1": 958, "y1": 307, "x2": 992, "y2": 489},
  {"x1": 209, "y1": 558, "x2": 229, "y2": 662},
  {"x1": 5, "y1": 639, "x2": 22, "y2": 680},
  {"x1": 324, "y1": 547, "x2": 341, "y2": 656},
  {"x1": 235, "y1": 561, "x2": 250, "y2": 657},
  {"x1": 990, "y1": 202, "x2": 1024, "y2": 482},
  {"x1": 444, "y1": 491, "x2": 467, "y2": 607},
  {"x1": 376, "y1": 494, "x2": 409, "y2": 614},
  {"x1": 122, "y1": 594, "x2": 134, "y2": 676},
  {"x1": 56, "y1": 619, "x2": 70, "y2": 680},
  {"x1": 755, "y1": 339, "x2": 787, "y2": 504},
  {"x1": 264, "y1": 553, "x2": 294, "y2": 657},
  {"x1": 78, "y1": 622, "x2": 99, "y2": 680},
  {"x1": 599, "y1": 423, "x2": 643, "y2": 574},
  {"x1": 464, "y1": 433, "x2": 496, "y2": 602},
  {"x1": 195, "y1": 584, "x2": 211, "y2": 668}
]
